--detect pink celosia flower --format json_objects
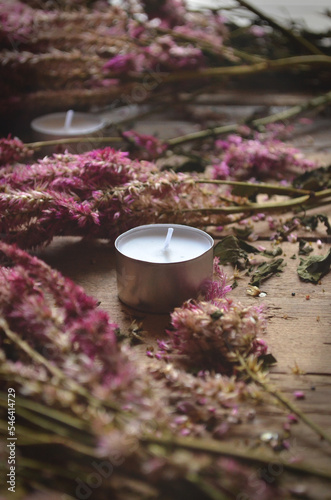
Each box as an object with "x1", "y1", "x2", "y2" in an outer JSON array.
[
  {"x1": 202, "y1": 257, "x2": 232, "y2": 304},
  {"x1": 123, "y1": 130, "x2": 168, "y2": 160},
  {"x1": 162, "y1": 298, "x2": 267, "y2": 372},
  {"x1": 0, "y1": 147, "x2": 232, "y2": 248},
  {"x1": 0, "y1": 241, "x2": 132, "y2": 390},
  {"x1": 0, "y1": 135, "x2": 33, "y2": 166},
  {"x1": 211, "y1": 133, "x2": 316, "y2": 180}
]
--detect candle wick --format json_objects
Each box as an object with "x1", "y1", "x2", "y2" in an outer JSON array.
[
  {"x1": 163, "y1": 228, "x2": 174, "y2": 251},
  {"x1": 64, "y1": 109, "x2": 74, "y2": 130}
]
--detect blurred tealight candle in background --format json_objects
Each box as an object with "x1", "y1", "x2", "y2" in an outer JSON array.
[{"x1": 30, "y1": 110, "x2": 105, "y2": 151}]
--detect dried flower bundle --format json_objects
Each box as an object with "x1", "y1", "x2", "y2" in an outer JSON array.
[
  {"x1": 0, "y1": 135, "x2": 33, "y2": 167},
  {"x1": 209, "y1": 132, "x2": 316, "y2": 181},
  {"x1": 0, "y1": 146, "x2": 238, "y2": 248},
  {"x1": 0, "y1": 225, "x2": 330, "y2": 498},
  {"x1": 1, "y1": 137, "x2": 330, "y2": 250},
  {"x1": 0, "y1": 240, "x2": 283, "y2": 499},
  {"x1": 163, "y1": 298, "x2": 266, "y2": 373},
  {"x1": 1, "y1": 0, "x2": 330, "y2": 118}
]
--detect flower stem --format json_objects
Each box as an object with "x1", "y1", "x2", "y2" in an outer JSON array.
[
  {"x1": 0, "y1": 390, "x2": 88, "y2": 430},
  {"x1": 176, "y1": 188, "x2": 331, "y2": 216},
  {"x1": 141, "y1": 435, "x2": 331, "y2": 481},
  {"x1": 168, "y1": 89, "x2": 331, "y2": 146},
  {"x1": 25, "y1": 136, "x2": 122, "y2": 149},
  {"x1": 235, "y1": 0, "x2": 324, "y2": 55},
  {"x1": 179, "y1": 194, "x2": 311, "y2": 215},
  {"x1": 158, "y1": 55, "x2": 331, "y2": 85},
  {"x1": 196, "y1": 179, "x2": 312, "y2": 197},
  {"x1": 237, "y1": 353, "x2": 331, "y2": 445},
  {"x1": 187, "y1": 473, "x2": 232, "y2": 500}
]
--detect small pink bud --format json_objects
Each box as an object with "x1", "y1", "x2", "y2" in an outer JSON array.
[{"x1": 293, "y1": 391, "x2": 305, "y2": 400}]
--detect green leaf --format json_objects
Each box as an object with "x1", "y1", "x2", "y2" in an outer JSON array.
[
  {"x1": 258, "y1": 353, "x2": 278, "y2": 369},
  {"x1": 233, "y1": 226, "x2": 253, "y2": 239},
  {"x1": 292, "y1": 165, "x2": 331, "y2": 191},
  {"x1": 249, "y1": 258, "x2": 286, "y2": 286},
  {"x1": 262, "y1": 246, "x2": 283, "y2": 258},
  {"x1": 298, "y1": 239, "x2": 313, "y2": 255},
  {"x1": 238, "y1": 239, "x2": 260, "y2": 254},
  {"x1": 297, "y1": 249, "x2": 331, "y2": 283},
  {"x1": 231, "y1": 184, "x2": 260, "y2": 201},
  {"x1": 296, "y1": 214, "x2": 331, "y2": 236},
  {"x1": 214, "y1": 236, "x2": 259, "y2": 268},
  {"x1": 214, "y1": 236, "x2": 247, "y2": 266}
]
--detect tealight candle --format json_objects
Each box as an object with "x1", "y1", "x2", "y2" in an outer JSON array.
[
  {"x1": 31, "y1": 110, "x2": 105, "y2": 139},
  {"x1": 115, "y1": 224, "x2": 214, "y2": 313}
]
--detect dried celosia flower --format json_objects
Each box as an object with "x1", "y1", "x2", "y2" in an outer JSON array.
[
  {"x1": 0, "y1": 135, "x2": 33, "y2": 166},
  {"x1": 0, "y1": 147, "x2": 231, "y2": 248},
  {"x1": 201, "y1": 257, "x2": 232, "y2": 304},
  {"x1": 0, "y1": 241, "x2": 131, "y2": 393},
  {"x1": 122, "y1": 130, "x2": 168, "y2": 160},
  {"x1": 210, "y1": 133, "x2": 316, "y2": 181},
  {"x1": 162, "y1": 298, "x2": 267, "y2": 373},
  {"x1": 103, "y1": 34, "x2": 206, "y2": 74}
]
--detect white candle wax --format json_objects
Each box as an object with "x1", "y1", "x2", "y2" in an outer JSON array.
[
  {"x1": 31, "y1": 111, "x2": 104, "y2": 137},
  {"x1": 116, "y1": 224, "x2": 213, "y2": 263},
  {"x1": 115, "y1": 224, "x2": 214, "y2": 313}
]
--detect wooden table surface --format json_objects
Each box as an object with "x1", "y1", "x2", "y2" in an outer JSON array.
[{"x1": 33, "y1": 99, "x2": 331, "y2": 498}]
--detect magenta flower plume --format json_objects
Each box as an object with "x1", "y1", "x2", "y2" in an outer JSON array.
[
  {"x1": 0, "y1": 135, "x2": 33, "y2": 167},
  {"x1": 0, "y1": 241, "x2": 132, "y2": 393},
  {"x1": 163, "y1": 298, "x2": 267, "y2": 373},
  {"x1": 122, "y1": 130, "x2": 168, "y2": 160},
  {"x1": 103, "y1": 34, "x2": 206, "y2": 75},
  {"x1": 210, "y1": 133, "x2": 316, "y2": 181},
  {"x1": 202, "y1": 257, "x2": 232, "y2": 303},
  {"x1": 0, "y1": 146, "x2": 231, "y2": 249}
]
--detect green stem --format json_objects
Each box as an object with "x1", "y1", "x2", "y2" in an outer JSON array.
[
  {"x1": 141, "y1": 435, "x2": 331, "y2": 481},
  {"x1": 175, "y1": 189, "x2": 331, "y2": 216},
  {"x1": 168, "y1": 89, "x2": 331, "y2": 146},
  {"x1": 196, "y1": 179, "x2": 312, "y2": 197},
  {"x1": 237, "y1": 354, "x2": 331, "y2": 445},
  {"x1": 13, "y1": 457, "x2": 83, "y2": 479},
  {"x1": 156, "y1": 55, "x2": 331, "y2": 84},
  {"x1": 0, "y1": 390, "x2": 89, "y2": 430},
  {"x1": 235, "y1": 0, "x2": 324, "y2": 55},
  {"x1": 0, "y1": 416, "x2": 97, "y2": 456},
  {"x1": 179, "y1": 193, "x2": 312, "y2": 215},
  {"x1": 25, "y1": 136, "x2": 122, "y2": 149},
  {"x1": 187, "y1": 474, "x2": 232, "y2": 500},
  {"x1": 1, "y1": 404, "x2": 92, "y2": 444}
]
